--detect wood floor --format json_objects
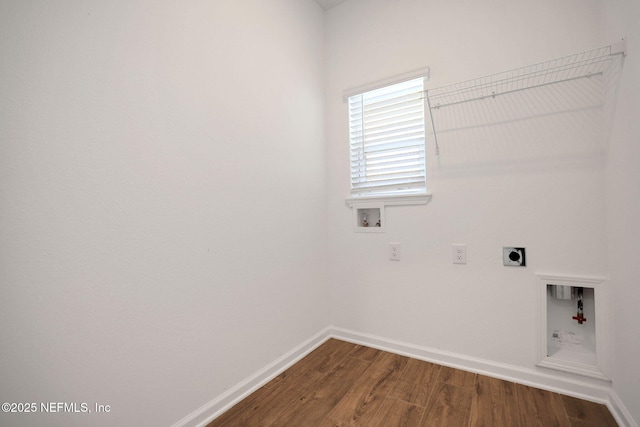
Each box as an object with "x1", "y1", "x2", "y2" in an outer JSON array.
[{"x1": 206, "y1": 339, "x2": 618, "y2": 427}]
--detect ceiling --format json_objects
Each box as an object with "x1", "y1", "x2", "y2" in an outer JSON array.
[{"x1": 315, "y1": 0, "x2": 348, "y2": 10}]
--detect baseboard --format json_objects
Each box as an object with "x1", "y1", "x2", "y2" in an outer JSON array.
[
  {"x1": 173, "y1": 325, "x2": 637, "y2": 427},
  {"x1": 171, "y1": 326, "x2": 333, "y2": 427},
  {"x1": 329, "y1": 326, "x2": 636, "y2": 427},
  {"x1": 608, "y1": 389, "x2": 639, "y2": 427}
]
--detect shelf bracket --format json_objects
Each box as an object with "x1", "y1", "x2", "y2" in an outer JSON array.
[{"x1": 425, "y1": 89, "x2": 439, "y2": 156}]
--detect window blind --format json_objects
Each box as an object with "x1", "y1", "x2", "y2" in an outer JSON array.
[{"x1": 348, "y1": 77, "x2": 426, "y2": 196}]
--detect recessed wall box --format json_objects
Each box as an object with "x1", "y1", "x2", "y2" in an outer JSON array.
[
  {"x1": 352, "y1": 204, "x2": 385, "y2": 233},
  {"x1": 503, "y1": 247, "x2": 526, "y2": 266},
  {"x1": 537, "y1": 274, "x2": 609, "y2": 381}
]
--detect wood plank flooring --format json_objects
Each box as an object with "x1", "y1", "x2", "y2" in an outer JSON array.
[{"x1": 206, "y1": 339, "x2": 618, "y2": 427}]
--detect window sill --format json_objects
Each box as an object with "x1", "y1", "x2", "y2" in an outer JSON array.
[{"x1": 345, "y1": 192, "x2": 432, "y2": 208}]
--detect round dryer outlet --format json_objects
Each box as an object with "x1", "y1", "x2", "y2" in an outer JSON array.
[{"x1": 503, "y1": 247, "x2": 526, "y2": 266}]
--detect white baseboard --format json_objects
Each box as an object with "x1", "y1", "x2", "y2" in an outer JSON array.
[
  {"x1": 171, "y1": 327, "x2": 333, "y2": 427},
  {"x1": 608, "y1": 389, "x2": 639, "y2": 427},
  {"x1": 173, "y1": 326, "x2": 637, "y2": 427},
  {"x1": 329, "y1": 327, "x2": 635, "y2": 427}
]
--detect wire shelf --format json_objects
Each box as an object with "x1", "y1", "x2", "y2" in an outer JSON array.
[{"x1": 425, "y1": 44, "x2": 625, "y2": 154}]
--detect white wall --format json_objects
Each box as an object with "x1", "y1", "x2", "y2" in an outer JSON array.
[
  {"x1": 0, "y1": 1, "x2": 328, "y2": 426},
  {"x1": 2, "y1": 0, "x2": 638, "y2": 425},
  {"x1": 600, "y1": 0, "x2": 640, "y2": 423},
  {"x1": 326, "y1": 0, "x2": 609, "y2": 372}
]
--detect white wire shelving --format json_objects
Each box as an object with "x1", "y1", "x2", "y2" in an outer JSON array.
[{"x1": 425, "y1": 43, "x2": 626, "y2": 155}]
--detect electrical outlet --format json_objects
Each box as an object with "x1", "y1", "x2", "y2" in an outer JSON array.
[
  {"x1": 503, "y1": 247, "x2": 526, "y2": 266},
  {"x1": 452, "y1": 244, "x2": 467, "y2": 264},
  {"x1": 389, "y1": 242, "x2": 401, "y2": 261}
]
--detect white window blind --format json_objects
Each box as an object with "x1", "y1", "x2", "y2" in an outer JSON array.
[{"x1": 348, "y1": 77, "x2": 426, "y2": 197}]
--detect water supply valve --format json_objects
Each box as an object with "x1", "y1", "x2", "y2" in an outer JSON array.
[{"x1": 572, "y1": 287, "x2": 587, "y2": 324}]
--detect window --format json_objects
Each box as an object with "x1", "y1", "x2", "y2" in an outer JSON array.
[{"x1": 348, "y1": 77, "x2": 426, "y2": 197}]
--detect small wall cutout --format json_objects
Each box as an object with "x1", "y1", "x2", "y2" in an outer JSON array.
[
  {"x1": 536, "y1": 274, "x2": 608, "y2": 381},
  {"x1": 353, "y1": 204, "x2": 385, "y2": 233},
  {"x1": 503, "y1": 247, "x2": 526, "y2": 266}
]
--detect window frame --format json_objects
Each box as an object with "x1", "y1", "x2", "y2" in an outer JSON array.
[{"x1": 345, "y1": 69, "x2": 431, "y2": 204}]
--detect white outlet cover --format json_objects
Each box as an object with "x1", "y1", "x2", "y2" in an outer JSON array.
[
  {"x1": 452, "y1": 244, "x2": 467, "y2": 264},
  {"x1": 389, "y1": 242, "x2": 401, "y2": 261}
]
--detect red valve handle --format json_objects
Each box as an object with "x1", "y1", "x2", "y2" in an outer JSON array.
[{"x1": 572, "y1": 314, "x2": 587, "y2": 324}]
